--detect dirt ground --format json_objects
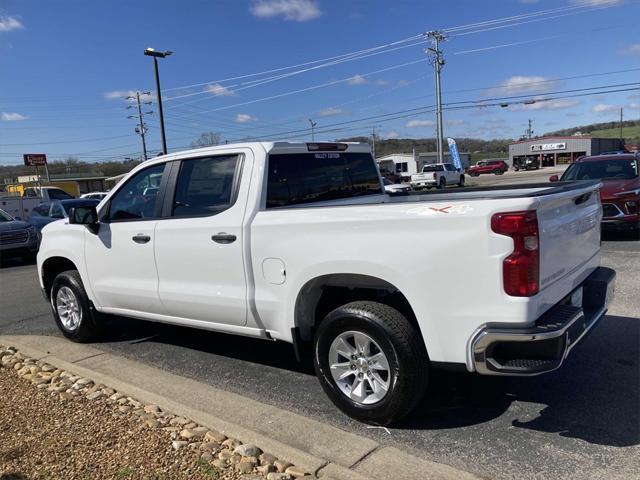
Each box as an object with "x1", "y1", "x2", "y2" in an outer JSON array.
[{"x1": 0, "y1": 366, "x2": 237, "y2": 480}]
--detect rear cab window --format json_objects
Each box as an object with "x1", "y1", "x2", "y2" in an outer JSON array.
[
  {"x1": 422, "y1": 165, "x2": 444, "y2": 172},
  {"x1": 266, "y1": 151, "x2": 382, "y2": 208}
]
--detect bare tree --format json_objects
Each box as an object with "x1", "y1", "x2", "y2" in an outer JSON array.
[{"x1": 191, "y1": 131, "x2": 221, "y2": 148}]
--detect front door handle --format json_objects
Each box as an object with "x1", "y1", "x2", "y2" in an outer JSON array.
[
  {"x1": 211, "y1": 232, "x2": 236, "y2": 244},
  {"x1": 132, "y1": 234, "x2": 151, "y2": 244}
]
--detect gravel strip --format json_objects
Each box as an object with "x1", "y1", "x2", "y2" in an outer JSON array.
[{"x1": 0, "y1": 345, "x2": 312, "y2": 480}]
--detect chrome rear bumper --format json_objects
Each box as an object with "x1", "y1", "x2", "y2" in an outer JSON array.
[{"x1": 471, "y1": 267, "x2": 615, "y2": 376}]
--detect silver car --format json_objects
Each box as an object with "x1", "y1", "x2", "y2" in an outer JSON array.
[{"x1": 0, "y1": 208, "x2": 39, "y2": 260}]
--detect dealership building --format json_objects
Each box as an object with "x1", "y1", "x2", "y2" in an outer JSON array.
[{"x1": 509, "y1": 136, "x2": 625, "y2": 168}]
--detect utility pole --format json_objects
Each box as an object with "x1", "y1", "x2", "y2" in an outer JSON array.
[
  {"x1": 308, "y1": 118, "x2": 317, "y2": 141},
  {"x1": 127, "y1": 91, "x2": 153, "y2": 161},
  {"x1": 426, "y1": 30, "x2": 446, "y2": 164},
  {"x1": 371, "y1": 126, "x2": 377, "y2": 158}
]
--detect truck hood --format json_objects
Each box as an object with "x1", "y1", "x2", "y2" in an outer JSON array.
[
  {"x1": 0, "y1": 220, "x2": 30, "y2": 232},
  {"x1": 599, "y1": 177, "x2": 640, "y2": 200}
]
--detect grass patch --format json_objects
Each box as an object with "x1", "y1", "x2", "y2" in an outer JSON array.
[
  {"x1": 115, "y1": 466, "x2": 134, "y2": 479},
  {"x1": 196, "y1": 458, "x2": 220, "y2": 479}
]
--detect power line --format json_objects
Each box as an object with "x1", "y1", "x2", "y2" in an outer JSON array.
[
  {"x1": 171, "y1": 59, "x2": 426, "y2": 118},
  {"x1": 162, "y1": 34, "x2": 424, "y2": 94}
]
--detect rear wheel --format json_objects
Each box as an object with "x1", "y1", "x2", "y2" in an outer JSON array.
[
  {"x1": 314, "y1": 301, "x2": 428, "y2": 425},
  {"x1": 437, "y1": 177, "x2": 446, "y2": 189},
  {"x1": 50, "y1": 270, "x2": 101, "y2": 342}
]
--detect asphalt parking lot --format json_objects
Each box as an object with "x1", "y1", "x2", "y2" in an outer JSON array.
[{"x1": 0, "y1": 184, "x2": 638, "y2": 480}]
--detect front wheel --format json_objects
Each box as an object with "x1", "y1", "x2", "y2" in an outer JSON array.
[
  {"x1": 314, "y1": 301, "x2": 428, "y2": 425},
  {"x1": 50, "y1": 270, "x2": 101, "y2": 342}
]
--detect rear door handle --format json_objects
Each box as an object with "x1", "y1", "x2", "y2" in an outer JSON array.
[
  {"x1": 132, "y1": 234, "x2": 151, "y2": 244},
  {"x1": 211, "y1": 233, "x2": 236, "y2": 244}
]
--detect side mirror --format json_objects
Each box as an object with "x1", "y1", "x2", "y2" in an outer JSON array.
[
  {"x1": 68, "y1": 206, "x2": 99, "y2": 234},
  {"x1": 549, "y1": 175, "x2": 559, "y2": 182}
]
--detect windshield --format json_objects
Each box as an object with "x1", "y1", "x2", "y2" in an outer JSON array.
[
  {"x1": 0, "y1": 209, "x2": 13, "y2": 222},
  {"x1": 48, "y1": 188, "x2": 74, "y2": 200},
  {"x1": 562, "y1": 159, "x2": 638, "y2": 181}
]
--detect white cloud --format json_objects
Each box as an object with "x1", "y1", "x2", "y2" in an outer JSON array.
[
  {"x1": 592, "y1": 103, "x2": 620, "y2": 113},
  {"x1": 1, "y1": 112, "x2": 27, "y2": 121},
  {"x1": 250, "y1": 0, "x2": 322, "y2": 22},
  {"x1": 385, "y1": 131, "x2": 400, "y2": 139},
  {"x1": 104, "y1": 90, "x2": 153, "y2": 102},
  {"x1": 397, "y1": 79, "x2": 411, "y2": 87},
  {"x1": 487, "y1": 76, "x2": 557, "y2": 96},
  {"x1": 406, "y1": 119, "x2": 434, "y2": 128},
  {"x1": 375, "y1": 79, "x2": 390, "y2": 86},
  {"x1": 235, "y1": 114, "x2": 255, "y2": 123},
  {"x1": 347, "y1": 75, "x2": 367, "y2": 86},
  {"x1": 510, "y1": 98, "x2": 580, "y2": 111},
  {"x1": 446, "y1": 119, "x2": 465, "y2": 126},
  {"x1": 206, "y1": 83, "x2": 235, "y2": 97},
  {"x1": 319, "y1": 107, "x2": 343, "y2": 117},
  {"x1": 569, "y1": 0, "x2": 622, "y2": 5},
  {"x1": 0, "y1": 16, "x2": 23, "y2": 32},
  {"x1": 627, "y1": 102, "x2": 639, "y2": 110},
  {"x1": 619, "y1": 44, "x2": 640, "y2": 56}
]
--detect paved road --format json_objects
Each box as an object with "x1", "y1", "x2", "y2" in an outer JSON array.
[{"x1": 1, "y1": 237, "x2": 638, "y2": 479}]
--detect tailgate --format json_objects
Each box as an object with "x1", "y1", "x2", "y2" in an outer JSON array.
[{"x1": 536, "y1": 183, "x2": 601, "y2": 291}]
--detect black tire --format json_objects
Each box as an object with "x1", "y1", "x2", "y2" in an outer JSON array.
[
  {"x1": 471, "y1": 172, "x2": 479, "y2": 177},
  {"x1": 458, "y1": 175, "x2": 465, "y2": 187},
  {"x1": 50, "y1": 270, "x2": 101, "y2": 342},
  {"x1": 314, "y1": 301, "x2": 428, "y2": 425},
  {"x1": 437, "y1": 177, "x2": 446, "y2": 189}
]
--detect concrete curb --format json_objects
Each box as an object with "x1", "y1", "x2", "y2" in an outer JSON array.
[{"x1": 0, "y1": 334, "x2": 481, "y2": 480}]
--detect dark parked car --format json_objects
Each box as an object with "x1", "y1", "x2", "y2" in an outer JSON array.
[
  {"x1": 550, "y1": 153, "x2": 639, "y2": 234},
  {"x1": 468, "y1": 160, "x2": 508, "y2": 176},
  {"x1": 30, "y1": 199, "x2": 100, "y2": 232},
  {"x1": 513, "y1": 157, "x2": 540, "y2": 171},
  {"x1": 0, "y1": 208, "x2": 39, "y2": 260}
]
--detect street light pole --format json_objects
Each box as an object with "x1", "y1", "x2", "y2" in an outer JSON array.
[{"x1": 144, "y1": 47, "x2": 173, "y2": 155}]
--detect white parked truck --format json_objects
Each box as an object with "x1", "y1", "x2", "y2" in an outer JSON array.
[
  {"x1": 37, "y1": 141, "x2": 615, "y2": 425},
  {"x1": 410, "y1": 162, "x2": 465, "y2": 189}
]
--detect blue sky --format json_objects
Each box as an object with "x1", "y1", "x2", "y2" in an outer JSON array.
[{"x1": 1, "y1": 0, "x2": 639, "y2": 165}]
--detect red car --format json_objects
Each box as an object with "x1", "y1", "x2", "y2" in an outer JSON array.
[
  {"x1": 550, "y1": 154, "x2": 639, "y2": 233},
  {"x1": 468, "y1": 160, "x2": 509, "y2": 176}
]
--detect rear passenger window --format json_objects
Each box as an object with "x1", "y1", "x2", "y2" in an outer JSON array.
[
  {"x1": 267, "y1": 152, "x2": 382, "y2": 208},
  {"x1": 172, "y1": 155, "x2": 240, "y2": 217}
]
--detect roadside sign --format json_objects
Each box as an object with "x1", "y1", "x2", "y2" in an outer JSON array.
[
  {"x1": 23, "y1": 154, "x2": 47, "y2": 166},
  {"x1": 447, "y1": 138, "x2": 462, "y2": 171}
]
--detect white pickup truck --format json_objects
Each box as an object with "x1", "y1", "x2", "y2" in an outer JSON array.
[
  {"x1": 410, "y1": 162, "x2": 465, "y2": 189},
  {"x1": 37, "y1": 141, "x2": 615, "y2": 425}
]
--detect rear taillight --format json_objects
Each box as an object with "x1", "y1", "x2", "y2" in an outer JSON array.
[
  {"x1": 491, "y1": 210, "x2": 540, "y2": 297},
  {"x1": 433, "y1": 172, "x2": 437, "y2": 180}
]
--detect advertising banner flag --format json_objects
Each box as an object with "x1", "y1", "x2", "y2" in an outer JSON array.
[{"x1": 447, "y1": 138, "x2": 462, "y2": 171}]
